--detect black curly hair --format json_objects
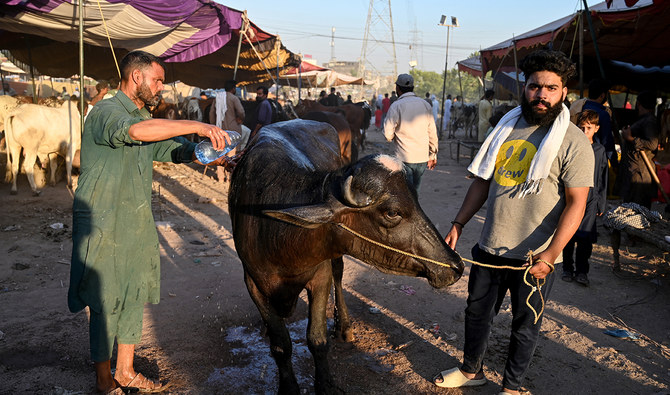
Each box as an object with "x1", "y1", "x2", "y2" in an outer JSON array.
[{"x1": 518, "y1": 49, "x2": 576, "y2": 86}]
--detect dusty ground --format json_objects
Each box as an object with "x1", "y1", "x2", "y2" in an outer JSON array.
[{"x1": 1, "y1": 125, "x2": 669, "y2": 395}]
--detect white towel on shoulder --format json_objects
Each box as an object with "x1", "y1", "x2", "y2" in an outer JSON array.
[
  {"x1": 467, "y1": 104, "x2": 570, "y2": 198},
  {"x1": 215, "y1": 90, "x2": 227, "y2": 129}
]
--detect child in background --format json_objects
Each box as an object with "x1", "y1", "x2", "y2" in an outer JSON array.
[{"x1": 562, "y1": 109, "x2": 609, "y2": 286}]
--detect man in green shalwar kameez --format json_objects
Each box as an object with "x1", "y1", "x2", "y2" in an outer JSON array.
[{"x1": 68, "y1": 51, "x2": 232, "y2": 394}]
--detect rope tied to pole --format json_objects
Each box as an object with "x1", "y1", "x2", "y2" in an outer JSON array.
[{"x1": 335, "y1": 222, "x2": 553, "y2": 324}]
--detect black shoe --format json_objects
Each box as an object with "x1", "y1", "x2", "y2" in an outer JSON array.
[
  {"x1": 561, "y1": 271, "x2": 574, "y2": 282},
  {"x1": 575, "y1": 273, "x2": 590, "y2": 286}
]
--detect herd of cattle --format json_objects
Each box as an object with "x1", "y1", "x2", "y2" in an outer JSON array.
[
  {"x1": 0, "y1": 93, "x2": 373, "y2": 196},
  {"x1": 2, "y1": 92, "x2": 669, "y2": 197}
]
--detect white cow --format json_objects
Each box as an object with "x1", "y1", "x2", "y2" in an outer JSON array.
[
  {"x1": 5, "y1": 101, "x2": 81, "y2": 195},
  {"x1": 0, "y1": 95, "x2": 20, "y2": 132}
]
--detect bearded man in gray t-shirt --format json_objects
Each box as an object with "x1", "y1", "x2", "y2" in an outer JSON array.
[{"x1": 433, "y1": 50, "x2": 594, "y2": 394}]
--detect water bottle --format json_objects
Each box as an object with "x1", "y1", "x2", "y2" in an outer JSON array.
[{"x1": 194, "y1": 130, "x2": 241, "y2": 164}]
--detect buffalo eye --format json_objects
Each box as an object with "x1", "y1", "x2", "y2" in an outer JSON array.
[{"x1": 384, "y1": 209, "x2": 401, "y2": 221}]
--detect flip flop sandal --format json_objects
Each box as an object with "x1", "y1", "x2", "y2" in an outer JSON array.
[
  {"x1": 433, "y1": 367, "x2": 487, "y2": 388},
  {"x1": 122, "y1": 373, "x2": 171, "y2": 393}
]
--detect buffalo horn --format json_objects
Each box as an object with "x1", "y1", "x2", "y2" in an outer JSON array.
[{"x1": 342, "y1": 175, "x2": 371, "y2": 207}]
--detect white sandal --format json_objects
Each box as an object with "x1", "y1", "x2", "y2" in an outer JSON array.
[{"x1": 433, "y1": 367, "x2": 487, "y2": 388}]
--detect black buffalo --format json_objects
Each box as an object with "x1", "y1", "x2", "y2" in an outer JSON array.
[{"x1": 229, "y1": 119, "x2": 463, "y2": 394}]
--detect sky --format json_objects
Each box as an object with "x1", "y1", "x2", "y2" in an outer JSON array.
[{"x1": 221, "y1": 0, "x2": 605, "y2": 76}]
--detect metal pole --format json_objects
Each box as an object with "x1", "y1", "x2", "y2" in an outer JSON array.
[
  {"x1": 512, "y1": 35, "x2": 521, "y2": 102},
  {"x1": 25, "y1": 37, "x2": 37, "y2": 103},
  {"x1": 439, "y1": 26, "x2": 449, "y2": 138},
  {"x1": 579, "y1": 10, "x2": 584, "y2": 98},
  {"x1": 233, "y1": 12, "x2": 246, "y2": 80},
  {"x1": 275, "y1": 37, "x2": 280, "y2": 100},
  {"x1": 582, "y1": 0, "x2": 606, "y2": 79},
  {"x1": 79, "y1": 0, "x2": 85, "y2": 134}
]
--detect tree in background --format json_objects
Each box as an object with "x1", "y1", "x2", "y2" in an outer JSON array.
[{"x1": 410, "y1": 68, "x2": 482, "y2": 104}]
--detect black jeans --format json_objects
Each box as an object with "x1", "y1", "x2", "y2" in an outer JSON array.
[
  {"x1": 562, "y1": 234, "x2": 592, "y2": 274},
  {"x1": 461, "y1": 245, "x2": 555, "y2": 391}
]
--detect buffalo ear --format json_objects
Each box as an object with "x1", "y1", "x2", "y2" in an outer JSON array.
[{"x1": 263, "y1": 202, "x2": 340, "y2": 229}]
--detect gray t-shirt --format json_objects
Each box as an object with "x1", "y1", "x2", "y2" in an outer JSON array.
[{"x1": 478, "y1": 117, "x2": 594, "y2": 262}]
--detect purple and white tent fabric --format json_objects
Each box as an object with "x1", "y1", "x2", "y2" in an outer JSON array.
[{"x1": 0, "y1": 0, "x2": 300, "y2": 87}]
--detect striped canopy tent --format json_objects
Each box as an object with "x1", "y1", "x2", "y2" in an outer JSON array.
[
  {"x1": 0, "y1": 0, "x2": 300, "y2": 88},
  {"x1": 278, "y1": 61, "x2": 372, "y2": 88},
  {"x1": 457, "y1": 55, "x2": 524, "y2": 100},
  {"x1": 479, "y1": 0, "x2": 670, "y2": 90}
]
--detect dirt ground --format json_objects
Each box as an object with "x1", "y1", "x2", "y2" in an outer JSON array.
[{"x1": 1, "y1": 125, "x2": 669, "y2": 395}]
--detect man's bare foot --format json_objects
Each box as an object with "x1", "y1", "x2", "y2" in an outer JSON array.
[{"x1": 459, "y1": 368, "x2": 485, "y2": 380}]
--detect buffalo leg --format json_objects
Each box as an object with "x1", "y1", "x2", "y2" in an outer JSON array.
[
  {"x1": 306, "y1": 262, "x2": 340, "y2": 394},
  {"x1": 243, "y1": 271, "x2": 299, "y2": 394},
  {"x1": 331, "y1": 257, "x2": 353, "y2": 342}
]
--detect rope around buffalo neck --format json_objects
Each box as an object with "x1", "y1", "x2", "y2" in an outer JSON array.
[{"x1": 335, "y1": 222, "x2": 553, "y2": 324}]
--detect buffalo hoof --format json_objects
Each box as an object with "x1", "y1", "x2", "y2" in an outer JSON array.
[
  {"x1": 32, "y1": 190, "x2": 42, "y2": 197},
  {"x1": 315, "y1": 378, "x2": 344, "y2": 395},
  {"x1": 278, "y1": 380, "x2": 300, "y2": 395},
  {"x1": 10, "y1": 189, "x2": 17, "y2": 195},
  {"x1": 334, "y1": 328, "x2": 354, "y2": 343}
]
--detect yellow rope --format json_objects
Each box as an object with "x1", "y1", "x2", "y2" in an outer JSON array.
[
  {"x1": 335, "y1": 223, "x2": 553, "y2": 324},
  {"x1": 95, "y1": 0, "x2": 121, "y2": 80}
]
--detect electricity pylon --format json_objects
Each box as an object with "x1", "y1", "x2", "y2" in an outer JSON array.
[{"x1": 359, "y1": 0, "x2": 398, "y2": 79}]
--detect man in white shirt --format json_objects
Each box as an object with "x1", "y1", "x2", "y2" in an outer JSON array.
[{"x1": 383, "y1": 73, "x2": 438, "y2": 194}]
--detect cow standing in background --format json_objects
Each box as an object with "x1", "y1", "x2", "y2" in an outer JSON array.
[
  {"x1": 295, "y1": 99, "x2": 370, "y2": 153},
  {"x1": 4, "y1": 101, "x2": 81, "y2": 195}
]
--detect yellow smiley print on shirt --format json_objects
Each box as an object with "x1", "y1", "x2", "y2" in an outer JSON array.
[{"x1": 494, "y1": 139, "x2": 537, "y2": 186}]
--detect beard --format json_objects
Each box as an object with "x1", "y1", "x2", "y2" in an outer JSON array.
[
  {"x1": 256, "y1": 95, "x2": 265, "y2": 102},
  {"x1": 137, "y1": 81, "x2": 160, "y2": 107},
  {"x1": 521, "y1": 94, "x2": 564, "y2": 127}
]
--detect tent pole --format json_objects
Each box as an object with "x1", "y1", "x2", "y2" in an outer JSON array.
[
  {"x1": 457, "y1": 68, "x2": 463, "y2": 101},
  {"x1": 582, "y1": 0, "x2": 606, "y2": 79},
  {"x1": 298, "y1": 60, "x2": 302, "y2": 102},
  {"x1": 512, "y1": 35, "x2": 521, "y2": 102},
  {"x1": 79, "y1": 0, "x2": 85, "y2": 134},
  {"x1": 439, "y1": 25, "x2": 450, "y2": 139},
  {"x1": 233, "y1": 12, "x2": 247, "y2": 80},
  {"x1": 579, "y1": 10, "x2": 584, "y2": 98},
  {"x1": 276, "y1": 36, "x2": 280, "y2": 99},
  {"x1": 25, "y1": 37, "x2": 37, "y2": 103}
]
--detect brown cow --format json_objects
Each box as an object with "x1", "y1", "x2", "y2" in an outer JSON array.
[
  {"x1": 151, "y1": 98, "x2": 182, "y2": 120},
  {"x1": 295, "y1": 99, "x2": 369, "y2": 152},
  {"x1": 302, "y1": 111, "x2": 356, "y2": 164}
]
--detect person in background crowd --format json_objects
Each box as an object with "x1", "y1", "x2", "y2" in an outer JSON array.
[
  {"x1": 478, "y1": 89, "x2": 494, "y2": 142},
  {"x1": 617, "y1": 91, "x2": 660, "y2": 209},
  {"x1": 89, "y1": 80, "x2": 109, "y2": 107},
  {"x1": 327, "y1": 87, "x2": 338, "y2": 106},
  {"x1": 583, "y1": 79, "x2": 617, "y2": 168},
  {"x1": 209, "y1": 80, "x2": 246, "y2": 183},
  {"x1": 1, "y1": 82, "x2": 16, "y2": 96},
  {"x1": 434, "y1": 49, "x2": 593, "y2": 395},
  {"x1": 383, "y1": 73, "x2": 438, "y2": 194},
  {"x1": 343, "y1": 94, "x2": 353, "y2": 105},
  {"x1": 431, "y1": 94, "x2": 440, "y2": 127},
  {"x1": 443, "y1": 94, "x2": 453, "y2": 135},
  {"x1": 562, "y1": 109, "x2": 608, "y2": 287},
  {"x1": 251, "y1": 86, "x2": 272, "y2": 140},
  {"x1": 381, "y1": 93, "x2": 391, "y2": 125},
  {"x1": 318, "y1": 90, "x2": 328, "y2": 106}
]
